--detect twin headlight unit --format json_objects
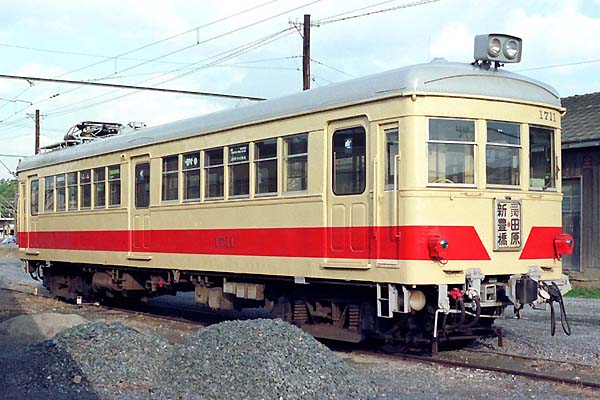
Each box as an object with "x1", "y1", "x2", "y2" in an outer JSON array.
[{"x1": 474, "y1": 33, "x2": 522, "y2": 67}]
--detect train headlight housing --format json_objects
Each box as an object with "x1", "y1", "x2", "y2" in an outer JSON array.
[{"x1": 474, "y1": 33, "x2": 522, "y2": 64}]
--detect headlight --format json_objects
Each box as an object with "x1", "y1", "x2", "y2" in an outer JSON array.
[
  {"x1": 504, "y1": 39, "x2": 519, "y2": 59},
  {"x1": 489, "y1": 37, "x2": 501, "y2": 57}
]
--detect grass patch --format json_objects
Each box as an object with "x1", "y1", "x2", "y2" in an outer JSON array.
[{"x1": 565, "y1": 287, "x2": 600, "y2": 299}]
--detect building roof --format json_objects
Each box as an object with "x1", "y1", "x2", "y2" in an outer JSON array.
[
  {"x1": 18, "y1": 60, "x2": 560, "y2": 173},
  {"x1": 561, "y1": 92, "x2": 600, "y2": 146}
]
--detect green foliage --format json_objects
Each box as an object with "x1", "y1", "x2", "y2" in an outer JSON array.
[
  {"x1": 564, "y1": 287, "x2": 600, "y2": 299},
  {"x1": 0, "y1": 179, "x2": 17, "y2": 217}
]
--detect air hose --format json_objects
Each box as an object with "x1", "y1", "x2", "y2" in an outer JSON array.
[
  {"x1": 446, "y1": 297, "x2": 466, "y2": 330},
  {"x1": 541, "y1": 281, "x2": 571, "y2": 336}
]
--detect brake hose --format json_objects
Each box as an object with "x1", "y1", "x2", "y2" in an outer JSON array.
[{"x1": 541, "y1": 282, "x2": 571, "y2": 336}]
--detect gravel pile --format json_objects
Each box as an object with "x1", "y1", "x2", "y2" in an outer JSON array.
[{"x1": 1, "y1": 319, "x2": 381, "y2": 399}]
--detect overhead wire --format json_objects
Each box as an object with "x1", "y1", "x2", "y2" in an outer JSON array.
[{"x1": 317, "y1": 0, "x2": 440, "y2": 25}]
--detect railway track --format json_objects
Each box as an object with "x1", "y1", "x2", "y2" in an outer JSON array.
[{"x1": 374, "y1": 349, "x2": 600, "y2": 390}]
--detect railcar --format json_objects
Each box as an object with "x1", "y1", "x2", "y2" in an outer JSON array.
[{"x1": 17, "y1": 34, "x2": 573, "y2": 349}]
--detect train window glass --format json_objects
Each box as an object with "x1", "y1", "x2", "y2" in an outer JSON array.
[
  {"x1": 228, "y1": 144, "x2": 249, "y2": 197},
  {"x1": 67, "y1": 172, "x2": 78, "y2": 210},
  {"x1": 135, "y1": 163, "x2": 150, "y2": 208},
  {"x1": 94, "y1": 167, "x2": 106, "y2": 209},
  {"x1": 205, "y1": 148, "x2": 224, "y2": 199},
  {"x1": 529, "y1": 126, "x2": 555, "y2": 190},
  {"x1": 108, "y1": 165, "x2": 121, "y2": 207},
  {"x1": 486, "y1": 121, "x2": 520, "y2": 187},
  {"x1": 56, "y1": 174, "x2": 66, "y2": 211},
  {"x1": 255, "y1": 139, "x2": 278, "y2": 195},
  {"x1": 384, "y1": 128, "x2": 399, "y2": 189},
  {"x1": 80, "y1": 170, "x2": 91, "y2": 209},
  {"x1": 333, "y1": 127, "x2": 366, "y2": 195},
  {"x1": 44, "y1": 176, "x2": 54, "y2": 212},
  {"x1": 183, "y1": 152, "x2": 201, "y2": 201},
  {"x1": 162, "y1": 156, "x2": 179, "y2": 202},
  {"x1": 428, "y1": 118, "x2": 475, "y2": 185},
  {"x1": 284, "y1": 133, "x2": 308, "y2": 192},
  {"x1": 30, "y1": 179, "x2": 39, "y2": 215}
]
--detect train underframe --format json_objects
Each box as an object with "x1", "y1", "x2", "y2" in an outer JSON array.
[{"x1": 26, "y1": 261, "x2": 567, "y2": 351}]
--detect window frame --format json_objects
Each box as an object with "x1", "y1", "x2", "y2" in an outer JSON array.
[
  {"x1": 486, "y1": 120, "x2": 521, "y2": 189},
  {"x1": 228, "y1": 143, "x2": 250, "y2": 198},
  {"x1": 283, "y1": 133, "x2": 308, "y2": 193},
  {"x1": 255, "y1": 138, "x2": 278, "y2": 196},
  {"x1": 108, "y1": 165, "x2": 121, "y2": 208},
  {"x1": 135, "y1": 162, "x2": 151, "y2": 208},
  {"x1": 427, "y1": 117, "x2": 477, "y2": 187},
  {"x1": 30, "y1": 179, "x2": 39, "y2": 216},
  {"x1": 93, "y1": 167, "x2": 106, "y2": 209},
  {"x1": 204, "y1": 148, "x2": 225, "y2": 200},
  {"x1": 67, "y1": 172, "x2": 78, "y2": 211},
  {"x1": 384, "y1": 127, "x2": 399, "y2": 191},
  {"x1": 183, "y1": 152, "x2": 201, "y2": 202},
  {"x1": 55, "y1": 174, "x2": 66, "y2": 212},
  {"x1": 529, "y1": 125, "x2": 557, "y2": 191},
  {"x1": 44, "y1": 176, "x2": 55, "y2": 213},
  {"x1": 80, "y1": 170, "x2": 92, "y2": 209},
  {"x1": 332, "y1": 126, "x2": 367, "y2": 196},
  {"x1": 161, "y1": 155, "x2": 179, "y2": 203}
]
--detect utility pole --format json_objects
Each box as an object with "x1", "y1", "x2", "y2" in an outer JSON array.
[
  {"x1": 302, "y1": 14, "x2": 311, "y2": 91},
  {"x1": 34, "y1": 109, "x2": 40, "y2": 154}
]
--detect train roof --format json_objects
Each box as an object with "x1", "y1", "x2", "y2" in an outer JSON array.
[{"x1": 18, "y1": 59, "x2": 560, "y2": 173}]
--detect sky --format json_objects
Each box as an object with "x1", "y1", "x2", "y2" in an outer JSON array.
[{"x1": 0, "y1": 0, "x2": 599, "y2": 179}]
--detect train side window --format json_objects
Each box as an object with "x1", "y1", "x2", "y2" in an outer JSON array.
[
  {"x1": 384, "y1": 128, "x2": 399, "y2": 190},
  {"x1": 162, "y1": 155, "x2": 179, "y2": 202},
  {"x1": 94, "y1": 167, "x2": 106, "y2": 209},
  {"x1": 56, "y1": 174, "x2": 66, "y2": 211},
  {"x1": 44, "y1": 176, "x2": 55, "y2": 212},
  {"x1": 332, "y1": 127, "x2": 366, "y2": 195},
  {"x1": 486, "y1": 121, "x2": 520, "y2": 187},
  {"x1": 229, "y1": 143, "x2": 249, "y2": 197},
  {"x1": 80, "y1": 170, "x2": 92, "y2": 209},
  {"x1": 135, "y1": 163, "x2": 150, "y2": 208},
  {"x1": 108, "y1": 165, "x2": 121, "y2": 207},
  {"x1": 183, "y1": 152, "x2": 201, "y2": 201},
  {"x1": 529, "y1": 126, "x2": 555, "y2": 190},
  {"x1": 205, "y1": 148, "x2": 224, "y2": 199},
  {"x1": 283, "y1": 133, "x2": 308, "y2": 192},
  {"x1": 428, "y1": 118, "x2": 475, "y2": 185},
  {"x1": 255, "y1": 139, "x2": 278, "y2": 195},
  {"x1": 67, "y1": 172, "x2": 78, "y2": 210},
  {"x1": 30, "y1": 179, "x2": 39, "y2": 215}
]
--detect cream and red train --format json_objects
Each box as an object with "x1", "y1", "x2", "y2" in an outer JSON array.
[{"x1": 17, "y1": 34, "x2": 573, "y2": 348}]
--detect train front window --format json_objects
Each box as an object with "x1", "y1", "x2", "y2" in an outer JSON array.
[
  {"x1": 135, "y1": 163, "x2": 150, "y2": 208},
  {"x1": 67, "y1": 172, "x2": 78, "y2": 210},
  {"x1": 428, "y1": 118, "x2": 475, "y2": 185},
  {"x1": 486, "y1": 121, "x2": 520, "y2": 187},
  {"x1": 228, "y1": 144, "x2": 249, "y2": 197},
  {"x1": 56, "y1": 174, "x2": 66, "y2": 211},
  {"x1": 80, "y1": 170, "x2": 91, "y2": 209},
  {"x1": 333, "y1": 127, "x2": 366, "y2": 195},
  {"x1": 44, "y1": 176, "x2": 54, "y2": 212},
  {"x1": 183, "y1": 152, "x2": 200, "y2": 201},
  {"x1": 94, "y1": 167, "x2": 106, "y2": 208},
  {"x1": 162, "y1": 156, "x2": 179, "y2": 202},
  {"x1": 529, "y1": 126, "x2": 555, "y2": 190},
  {"x1": 255, "y1": 139, "x2": 278, "y2": 195},
  {"x1": 108, "y1": 165, "x2": 121, "y2": 207},
  {"x1": 284, "y1": 133, "x2": 308, "y2": 192},
  {"x1": 205, "y1": 148, "x2": 224, "y2": 199},
  {"x1": 30, "y1": 179, "x2": 39, "y2": 215}
]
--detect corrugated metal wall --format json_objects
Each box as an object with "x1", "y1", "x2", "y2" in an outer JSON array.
[{"x1": 562, "y1": 146, "x2": 600, "y2": 271}]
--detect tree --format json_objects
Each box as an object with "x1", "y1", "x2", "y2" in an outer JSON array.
[{"x1": 0, "y1": 179, "x2": 17, "y2": 218}]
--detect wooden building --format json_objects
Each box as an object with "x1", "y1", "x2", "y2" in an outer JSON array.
[{"x1": 561, "y1": 92, "x2": 600, "y2": 275}]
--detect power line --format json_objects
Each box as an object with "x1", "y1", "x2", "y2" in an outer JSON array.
[
  {"x1": 0, "y1": 153, "x2": 27, "y2": 158},
  {"x1": 516, "y1": 58, "x2": 600, "y2": 72},
  {"x1": 310, "y1": 58, "x2": 356, "y2": 78},
  {"x1": 316, "y1": 0, "x2": 401, "y2": 23},
  {"x1": 318, "y1": 0, "x2": 440, "y2": 25}
]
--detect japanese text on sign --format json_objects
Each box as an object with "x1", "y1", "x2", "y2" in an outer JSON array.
[{"x1": 494, "y1": 199, "x2": 522, "y2": 251}]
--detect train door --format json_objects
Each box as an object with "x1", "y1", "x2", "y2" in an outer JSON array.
[
  {"x1": 24, "y1": 176, "x2": 40, "y2": 250},
  {"x1": 130, "y1": 157, "x2": 151, "y2": 253},
  {"x1": 378, "y1": 124, "x2": 400, "y2": 264},
  {"x1": 326, "y1": 119, "x2": 372, "y2": 265}
]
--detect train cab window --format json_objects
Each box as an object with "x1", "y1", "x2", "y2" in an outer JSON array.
[
  {"x1": 183, "y1": 152, "x2": 201, "y2": 201},
  {"x1": 67, "y1": 172, "x2": 78, "y2": 210},
  {"x1": 205, "y1": 148, "x2": 224, "y2": 199},
  {"x1": 486, "y1": 121, "x2": 520, "y2": 187},
  {"x1": 428, "y1": 118, "x2": 475, "y2": 185},
  {"x1": 56, "y1": 174, "x2": 66, "y2": 211},
  {"x1": 80, "y1": 170, "x2": 92, "y2": 209},
  {"x1": 255, "y1": 139, "x2": 277, "y2": 195},
  {"x1": 94, "y1": 167, "x2": 106, "y2": 208},
  {"x1": 30, "y1": 179, "x2": 39, "y2": 215},
  {"x1": 384, "y1": 128, "x2": 399, "y2": 189},
  {"x1": 44, "y1": 176, "x2": 54, "y2": 212},
  {"x1": 162, "y1": 156, "x2": 179, "y2": 202},
  {"x1": 108, "y1": 165, "x2": 121, "y2": 207},
  {"x1": 333, "y1": 127, "x2": 366, "y2": 195},
  {"x1": 135, "y1": 163, "x2": 150, "y2": 208},
  {"x1": 228, "y1": 144, "x2": 249, "y2": 197},
  {"x1": 283, "y1": 133, "x2": 308, "y2": 192},
  {"x1": 529, "y1": 126, "x2": 555, "y2": 190}
]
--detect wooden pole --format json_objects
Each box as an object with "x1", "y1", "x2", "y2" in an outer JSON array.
[{"x1": 302, "y1": 14, "x2": 311, "y2": 90}]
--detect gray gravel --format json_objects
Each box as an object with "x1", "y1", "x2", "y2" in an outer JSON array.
[{"x1": 0, "y1": 319, "x2": 382, "y2": 399}]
